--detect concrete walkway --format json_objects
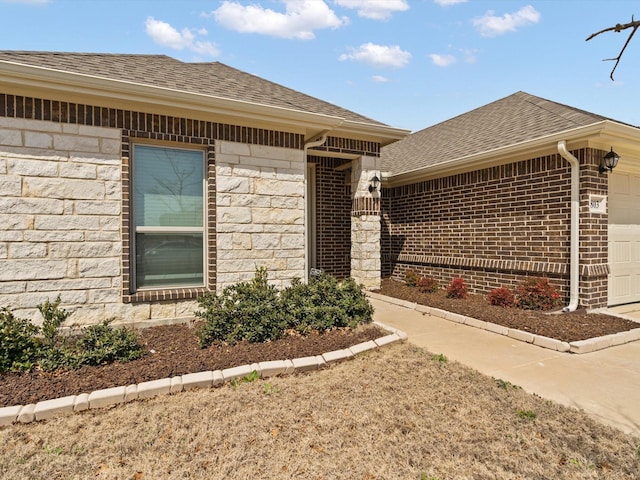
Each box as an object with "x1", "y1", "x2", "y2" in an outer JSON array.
[{"x1": 370, "y1": 296, "x2": 640, "y2": 437}]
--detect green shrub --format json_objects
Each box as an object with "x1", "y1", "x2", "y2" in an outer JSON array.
[
  {"x1": 0, "y1": 307, "x2": 41, "y2": 373},
  {"x1": 417, "y1": 276, "x2": 439, "y2": 293},
  {"x1": 487, "y1": 287, "x2": 515, "y2": 307},
  {"x1": 446, "y1": 278, "x2": 468, "y2": 299},
  {"x1": 515, "y1": 277, "x2": 561, "y2": 311},
  {"x1": 405, "y1": 270, "x2": 419, "y2": 287},
  {"x1": 75, "y1": 320, "x2": 145, "y2": 367},
  {"x1": 37, "y1": 295, "x2": 70, "y2": 346},
  {"x1": 196, "y1": 268, "x2": 375, "y2": 347},
  {"x1": 196, "y1": 267, "x2": 286, "y2": 347},
  {"x1": 281, "y1": 274, "x2": 374, "y2": 334}
]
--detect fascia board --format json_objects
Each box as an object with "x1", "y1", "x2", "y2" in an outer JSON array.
[{"x1": 386, "y1": 121, "x2": 640, "y2": 187}]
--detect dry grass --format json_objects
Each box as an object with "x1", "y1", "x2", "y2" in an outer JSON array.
[{"x1": 1, "y1": 343, "x2": 638, "y2": 479}]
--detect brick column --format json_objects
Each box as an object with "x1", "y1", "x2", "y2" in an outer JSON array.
[{"x1": 350, "y1": 156, "x2": 381, "y2": 289}]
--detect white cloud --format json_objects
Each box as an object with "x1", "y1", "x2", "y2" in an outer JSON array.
[
  {"x1": 372, "y1": 75, "x2": 390, "y2": 83},
  {"x1": 429, "y1": 53, "x2": 456, "y2": 67},
  {"x1": 334, "y1": 0, "x2": 409, "y2": 20},
  {"x1": 473, "y1": 5, "x2": 540, "y2": 37},
  {"x1": 339, "y1": 43, "x2": 411, "y2": 68},
  {"x1": 145, "y1": 17, "x2": 220, "y2": 56},
  {"x1": 433, "y1": 0, "x2": 467, "y2": 6},
  {"x1": 209, "y1": 0, "x2": 348, "y2": 40}
]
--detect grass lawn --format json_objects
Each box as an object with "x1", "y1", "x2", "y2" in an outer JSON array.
[{"x1": 1, "y1": 342, "x2": 638, "y2": 479}]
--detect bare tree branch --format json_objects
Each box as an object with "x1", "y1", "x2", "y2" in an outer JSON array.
[{"x1": 586, "y1": 15, "x2": 640, "y2": 81}]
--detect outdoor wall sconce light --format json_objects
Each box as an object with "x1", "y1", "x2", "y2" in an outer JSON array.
[
  {"x1": 599, "y1": 147, "x2": 620, "y2": 174},
  {"x1": 368, "y1": 175, "x2": 380, "y2": 193}
]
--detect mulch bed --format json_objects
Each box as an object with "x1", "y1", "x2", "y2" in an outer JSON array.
[
  {"x1": 3, "y1": 280, "x2": 639, "y2": 409},
  {"x1": 0, "y1": 324, "x2": 383, "y2": 408},
  {"x1": 375, "y1": 278, "x2": 640, "y2": 343}
]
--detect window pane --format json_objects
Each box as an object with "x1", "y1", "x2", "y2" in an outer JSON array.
[
  {"x1": 135, "y1": 233, "x2": 204, "y2": 288},
  {"x1": 133, "y1": 145, "x2": 204, "y2": 227}
]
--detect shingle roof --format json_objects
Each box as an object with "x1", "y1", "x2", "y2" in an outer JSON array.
[
  {"x1": 381, "y1": 91, "x2": 614, "y2": 176},
  {"x1": 0, "y1": 51, "x2": 385, "y2": 126}
]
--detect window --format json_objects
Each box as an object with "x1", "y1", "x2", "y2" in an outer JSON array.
[{"x1": 132, "y1": 145, "x2": 205, "y2": 290}]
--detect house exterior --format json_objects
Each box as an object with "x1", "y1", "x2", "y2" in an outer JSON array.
[
  {"x1": 0, "y1": 51, "x2": 408, "y2": 324},
  {"x1": 380, "y1": 91, "x2": 640, "y2": 310}
]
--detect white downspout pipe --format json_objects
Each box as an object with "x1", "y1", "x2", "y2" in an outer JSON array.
[
  {"x1": 303, "y1": 133, "x2": 329, "y2": 282},
  {"x1": 557, "y1": 141, "x2": 580, "y2": 312}
]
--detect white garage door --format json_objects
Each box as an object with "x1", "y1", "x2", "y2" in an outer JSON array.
[{"x1": 608, "y1": 172, "x2": 640, "y2": 306}]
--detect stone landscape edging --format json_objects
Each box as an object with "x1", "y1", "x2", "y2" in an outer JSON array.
[
  {"x1": 0, "y1": 323, "x2": 407, "y2": 427},
  {"x1": 366, "y1": 292, "x2": 640, "y2": 355}
]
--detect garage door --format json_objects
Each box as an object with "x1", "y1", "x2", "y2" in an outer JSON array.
[{"x1": 608, "y1": 172, "x2": 640, "y2": 306}]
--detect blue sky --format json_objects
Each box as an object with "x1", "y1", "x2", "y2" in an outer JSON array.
[{"x1": 2, "y1": 0, "x2": 640, "y2": 132}]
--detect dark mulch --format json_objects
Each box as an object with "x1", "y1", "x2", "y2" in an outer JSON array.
[
  {"x1": 0, "y1": 324, "x2": 384, "y2": 408},
  {"x1": 375, "y1": 278, "x2": 640, "y2": 343}
]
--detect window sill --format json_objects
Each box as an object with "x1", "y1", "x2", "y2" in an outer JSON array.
[{"x1": 123, "y1": 287, "x2": 210, "y2": 304}]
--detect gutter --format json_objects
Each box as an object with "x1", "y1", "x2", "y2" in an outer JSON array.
[{"x1": 557, "y1": 140, "x2": 580, "y2": 312}]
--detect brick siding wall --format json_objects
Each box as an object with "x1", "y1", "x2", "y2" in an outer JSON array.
[
  {"x1": 311, "y1": 156, "x2": 352, "y2": 279},
  {"x1": 382, "y1": 148, "x2": 609, "y2": 308}
]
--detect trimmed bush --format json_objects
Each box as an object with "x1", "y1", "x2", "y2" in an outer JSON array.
[
  {"x1": 0, "y1": 307, "x2": 41, "y2": 373},
  {"x1": 281, "y1": 274, "x2": 374, "y2": 335},
  {"x1": 488, "y1": 287, "x2": 516, "y2": 308},
  {"x1": 0, "y1": 299, "x2": 145, "y2": 373},
  {"x1": 446, "y1": 278, "x2": 468, "y2": 299},
  {"x1": 417, "y1": 276, "x2": 439, "y2": 294},
  {"x1": 405, "y1": 270, "x2": 419, "y2": 287},
  {"x1": 196, "y1": 268, "x2": 374, "y2": 348},
  {"x1": 196, "y1": 267, "x2": 287, "y2": 347},
  {"x1": 515, "y1": 277, "x2": 561, "y2": 311}
]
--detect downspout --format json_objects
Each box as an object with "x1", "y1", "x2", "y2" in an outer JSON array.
[
  {"x1": 303, "y1": 133, "x2": 329, "y2": 282},
  {"x1": 557, "y1": 141, "x2": 580, "y2": 312}
]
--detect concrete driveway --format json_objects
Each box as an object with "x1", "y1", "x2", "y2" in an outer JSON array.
[{"x1": 371, "y1": 296, "x2": 640, "y2": 437}]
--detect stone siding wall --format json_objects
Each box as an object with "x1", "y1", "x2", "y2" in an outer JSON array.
[
  {"x1": 350, "y1": 156, "x2": 381, "y2": 289},
  {"x1": 216, "y1": 140, "x2": 306, "y2": 290},
  {"x1": 0, "y1": 116, "x2": 123, "y2": 323},
  {"x1": 382, "y1": 149, "x2": 609, "y2": 308}
]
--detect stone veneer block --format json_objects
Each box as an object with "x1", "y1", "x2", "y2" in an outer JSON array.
[
  {"x1": 569, "y1": 340, "x2": 598, "y2": 354},
  {"x1": 484, "y1": 322, "x2": 509, "y2": 336},
  {"x1": 212, "y1": 370, "x2": 224, "y2": 386},
  {"x1": 170, "y1": 376, "x2": 182, "y2": 393},
  {"x1": 74, "y1": 393, "x2": 90, "y2": 412},
  {"x1": 137, "y1": 378, "x2": 172, "y2": 400},
  {"x1": 430, "y1": 307, "x2": 453, "y2": 321},
  {"x1": 18, "y1": 404, "x2": 36, "y2": 424},
  {"x1": 464, "y1": 317, "x2": 488, "y2": 330},
  {"x1": 89, "y1": 386, "x2": 126, "y2": 409},
  {"x1": 373, "y1": 322, "x2": 409, "y2": 341},
  {"x1": 182, "y1": 371, "x2": 214, "y2": 390},
  {"x1": 414, "y1": 304, "x2": 432, "y2": 315},
  {"x1": 34, "y1": 395, "x2": 76, "y2": 421},
  {"x1": 374, "y1": 333, "x2": 401, "y2": 347},
  {"x1": 291, "y1": 356, "x2": 320, "y2": 372},
  {"x1": 349, "y1": 340, "x2": 377, "y2": 356},
  {"x1": 445, "y1": 311, "x2": 467, "y2": 324},
  {"x1": 0, "y1": 405, "x2": 21, "y2": 426},
  {"x1": 222, "y1": 364, "x2": 255, "y2": 383},
  {"x1": 531, "y1": 334, "x2": 570, "y2": 352},
  {"x1": 258, "y1": 360, "x2": 288, "y2": 378},
  {"x1": 322, "y1": 349, "x2": 354, "y2": 364},
  {"x1": 124, "y1": 384, "x2": 138, "y2": 402},
  {"x1": 284, "y1": 359, "x2": 295, "y2": 375},
  {"x1": 507, "y1": 329, "x2": 535, "y2": 343}
]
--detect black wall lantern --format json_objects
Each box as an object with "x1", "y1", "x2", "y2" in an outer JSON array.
[
  {"x1": 599, "y1": 147, "x2": 620, "y2": 174},
  {"x1": 368, "y1": 175, "x2": 380, "y2": 193}
]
